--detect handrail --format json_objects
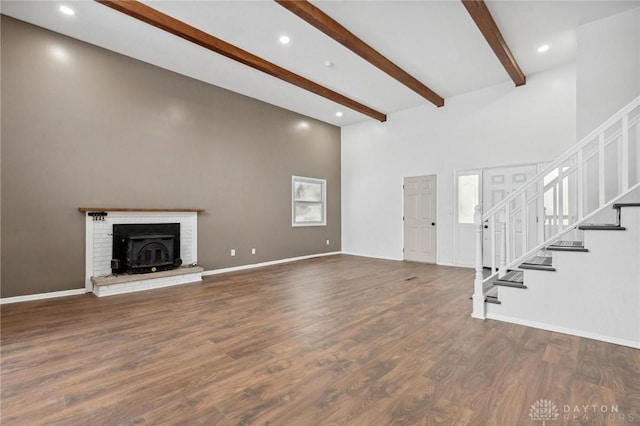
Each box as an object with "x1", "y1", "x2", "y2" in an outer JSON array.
[
  {"x1": 472, "y1": 96, "x2": 640, "y2": 319},
  {"x1": 500, "y1": 181, "x2": 640, "y2": 274},
  {"x1": 482, "y1": 97, "x2": 640, "y2": 220}
]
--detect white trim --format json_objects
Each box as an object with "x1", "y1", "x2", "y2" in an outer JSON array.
[
  {"x1": 339, "y1": 251, "x2": 402, "y2": 262},
  {"x1": 292, "y1": 176, "x2": 327, "y2": 227},
  {"x1": 435, "y1": 261, "x2": 465, "y2": 268},
  {"x1": 339, "y1": 252, "x2": 461, "y2": 266},
  {"x1": 1, "y1": 289, "x2": 87, "y2": 305},
  {"x1": 202, "y1": 251, "x2": 342, "y2": 276},
  {"x1": 402, "y1": 174, "x2": 438, "y2": 264},
  {"x1": 85, "y1": 214, "x2": 94, "y2": 292},
  {"x1": 486, "y1": 312, "x2": 640, "y2": 349},
  {"x1": 192, "y1": 215, "x2": 198, "y2": 264},
  {"x1": 2, "y1": 253, "x2": 340, "y2": 302},
  {"x1": 453, "y1": 162, "x2": 551, "y2": 268},
  {"x1": 453, "y1": 168, "x2": 481, "y2": 267}
]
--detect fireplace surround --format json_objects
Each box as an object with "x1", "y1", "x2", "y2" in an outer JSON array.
[{"x1": 81, "y1": 208, "x2": 203, "y2": 296}]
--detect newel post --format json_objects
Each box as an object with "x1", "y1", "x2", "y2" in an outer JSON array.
[{"x1": 472, "y1": 205, "x2": 486, "y2": 319}]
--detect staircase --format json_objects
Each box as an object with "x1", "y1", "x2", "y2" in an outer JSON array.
[{"x1": 471, "y1": 96, "x2": 640, "y2": 348}]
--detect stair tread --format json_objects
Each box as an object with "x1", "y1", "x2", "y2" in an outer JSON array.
[
  {"x1": 612, "y1": 203, "x2": 640, "y2": 209},
  {"x1": 496, "y1": 270, "x2": 524, "y2": 283},
  {"x1": 485, "y1": 287, "x2": 501, "y2": 304},
  {"x1": 547, "y1": 240, "x2": 588, "y2": 252},
  {"x1": 519, "y1": 256, "x2": 556, "y2": 271},
  {"x1": 494, "y1": 271, "x2": 526, "y2": 288},
  {"x1": 469, "y1": 287, "x2": 501, "y2": 304},
  {"x1": 521, "y1": 256, "x2": 552, "y2": 266},
  {"x1": 578, "y1": 224, "x2": 626, "y2": 231},
  {"x1": 548, "y1": 240, "x2": 583, "y2": 248}
]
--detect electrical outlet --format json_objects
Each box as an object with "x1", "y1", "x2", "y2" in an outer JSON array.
[
  {"x1": 230, "y1": 249, "x2": 236, "y2": 256},
  {"x1": 251, "y1": 248, "x2": 256, "y2": 255},
  {"x1": 326, "y1": 239, "x2": 330, "y2": 245}
]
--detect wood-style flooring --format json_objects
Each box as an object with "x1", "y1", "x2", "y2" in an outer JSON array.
[{"x1": 2, "y1": 255, "x2": 639, "y2": 425}]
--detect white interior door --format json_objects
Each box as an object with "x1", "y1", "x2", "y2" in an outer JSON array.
[
  {"x1": 482, "y1": 165, "x2": 537, "y2": 266},
  {"x1": 403, "y1": 175, "x2": 436, "y2": 263}
]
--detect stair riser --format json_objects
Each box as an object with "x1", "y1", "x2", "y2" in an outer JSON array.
[{"x1": 583, "y1": 212, "x2": 639, "y2": 255}]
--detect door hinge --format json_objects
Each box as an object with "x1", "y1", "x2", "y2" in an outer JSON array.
[{"x1": 402, "y1": 216, "x2": 405, "y2": 221}]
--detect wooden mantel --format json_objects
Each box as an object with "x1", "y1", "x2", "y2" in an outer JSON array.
[{"x1": 79, "y1": 207, "x2": 205, "y2": 213}]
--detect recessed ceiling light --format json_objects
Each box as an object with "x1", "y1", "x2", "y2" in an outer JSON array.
[
  {"x1": 279, "y1": 35, "x2": 290, "y2": 45},
  {"x1": 537, "y1": 44, "x2": 550, "y2": 53},
  {"x1": 335, "y1": 111, "x2": 343, "y2": 117},
  {"x1": 59, "y1": 5, "x2": 75, "y2": 16},
  {"x1": 324, "y1": 61, "x2": 334, "y2": 68}
]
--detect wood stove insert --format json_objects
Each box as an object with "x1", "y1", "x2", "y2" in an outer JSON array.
[{"x1": 112, "y1": 223, "x2": 181, "y2": 274}]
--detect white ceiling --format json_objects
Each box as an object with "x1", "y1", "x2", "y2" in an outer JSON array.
[{"x1": 2, "y1": 0, "x2": 639, "y2": 126}]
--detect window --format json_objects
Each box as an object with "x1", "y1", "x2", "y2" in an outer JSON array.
[
  {"x1": 457, "y1": 173, "x2": 479, "y2": 224},
  {"x1": 292, "y1": 176, "x2": 326, "y2": 226}
]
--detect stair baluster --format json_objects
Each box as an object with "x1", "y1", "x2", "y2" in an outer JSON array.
[{"x1": 473, "y1": 96, "x2": 640, "y2": 316}]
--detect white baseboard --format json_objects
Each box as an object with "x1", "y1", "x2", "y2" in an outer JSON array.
[
  {"x1": 435, "y1": 261, "x2": 460, "y2": 267},
  {"x1": 486, "y1": 312, "x2": 640, "y2": 349},
  {"x1": 1, "y1": 254, "x2": 341, "y2": 303},
  {"x1": 339, "y1": 251, "x2": 402, "y2": 262},
  {"x1": 202, "y1": 251, "x2": 342, "y2": 276},
  {"x1": 0, "y1": 288, "x2": 87, "y2": 305},
  {"x1": 340, "y1": 252, "x2": 462, "y2": 267},
  {"x1": 0, "y1": 253, "x2": 461, "y2": 304}
]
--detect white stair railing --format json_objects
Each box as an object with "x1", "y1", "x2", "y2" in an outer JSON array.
[{"x1": 473, "y1": 96, "x2": 640, "y2": 319}]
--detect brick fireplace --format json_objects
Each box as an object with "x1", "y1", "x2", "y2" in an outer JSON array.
[{"x1": 81, "y1": 208, "x2": 203, "y2": 296}]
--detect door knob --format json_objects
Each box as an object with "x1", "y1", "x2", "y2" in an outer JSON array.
[
  {"x1": 484, "y1": 225, "x2": 489, "y2": 229},
  {"x1": 431, "y1": 222, "x2": 436, "y2": 226}
]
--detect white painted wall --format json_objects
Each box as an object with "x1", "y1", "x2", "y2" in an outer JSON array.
[
  {"x1": 342, "y1": 65, "x2": 576, "y2": 265},
  {"x1": 577, "y1": 7, "x2": 640, "y2": 139}
]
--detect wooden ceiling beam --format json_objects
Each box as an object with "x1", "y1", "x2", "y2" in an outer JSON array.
[
  {"x1": 96, "y1": 0, "x2": 387, "y2": 122},
  {"x1": 461, "y1": 0, "x2": 526, "y2": 86},
  {"x1": 276, "y1": 0, "x2": 445, "y2": 108}
]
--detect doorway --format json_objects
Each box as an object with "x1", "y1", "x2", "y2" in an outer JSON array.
[{"x1": 403, "y1": 175, "x2": 437, "y2": 263}]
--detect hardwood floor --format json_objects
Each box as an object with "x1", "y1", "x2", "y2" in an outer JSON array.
[{"x1": 2, "y1": 255, "x2": 639, "y2": 425}]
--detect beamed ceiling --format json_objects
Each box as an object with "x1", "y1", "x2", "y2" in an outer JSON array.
[{"x1": 2, "y1": 0, "x2": 639, "y2": 126}]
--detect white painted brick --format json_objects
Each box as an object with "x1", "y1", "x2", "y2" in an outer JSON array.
[{"x1": 88, "y1": 211, "x2": 198, "y2": 281}]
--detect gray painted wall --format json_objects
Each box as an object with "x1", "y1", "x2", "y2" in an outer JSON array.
[{"x1": 1, "y1": 16, "x2": 341, "y2": 298}]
